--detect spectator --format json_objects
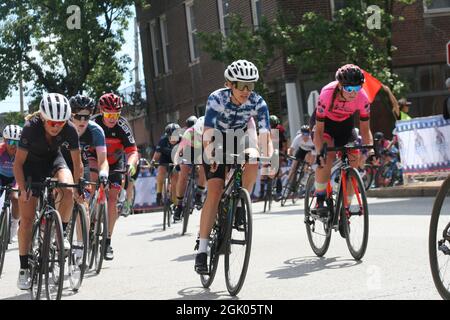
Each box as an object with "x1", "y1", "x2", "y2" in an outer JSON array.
[
  {"x1": 382, "y1": 85, "x2": 412, "y2": 121},
  {"x1": 443, "y1": 77, "x2": 450, "y2": 120}
]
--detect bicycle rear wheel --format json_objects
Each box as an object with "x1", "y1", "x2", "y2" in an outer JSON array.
[
  {"x1": 280, "y1": 176, "x2": 294, "y2": 207},
  {"x1": 30, "y1": 214, "x2": 45, "y2": 300},
  {"x1": 89, "y1": 202, "x2": 108, "y2": 274},
  {"x1": 43, "y1": 210, "x2": 65, "y2": 300},
  {"x1": 0, "y1": 206, "x2": 10, "y2": 277},
  {"x1": 182, "y1": 178, "x2": 194, "y2": 235},
  {"x1": 341, "y1": 168, "x2": 369, "y2": 260},
  {"x1": 200, "y1": 227, "x2": 220, "y2": 288},
  {"x1": 224, "y1": 188, "x2": 252, "y2": 296},
  {"x1": 304, "y1": 173, "x2": 332, "y2": 257},
  {"x1": 163, "y1": 177, "x2": 171, "y2": 230},
  {"x1": 68, "y1": 203, "x2": 88, "y2": 291},
  {"x1": 429, "y1": 176, "x2": 450, "y2": 300}
]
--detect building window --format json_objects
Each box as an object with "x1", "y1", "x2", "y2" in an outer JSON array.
[
  {"x1": 330, "y1": 0, "x2": 348, "y2": 16},
  {"x1": 217, "y1": 0, "x2": 231, "y2": 37},
  {"x1": 149, "y1": 20, "x2": 162, "y2": 77},
  {"x1": 423, "y1": 0, "x2": 450, "y2": 14},
  {"x1": 185, "y1": 0, "x2": 199, "y2": 62},
  {"x1": 251, "y1": 0, "x2": 262, "y2": 29},
  {"x1": 159, "y1": 15, "x2": 170, "y2": 73}
]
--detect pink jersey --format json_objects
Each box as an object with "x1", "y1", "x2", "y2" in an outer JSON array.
[{"x1": 316, "y1": 81, "x2": 370, "y2": 122}]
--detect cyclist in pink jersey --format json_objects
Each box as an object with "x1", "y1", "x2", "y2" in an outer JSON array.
[{"x1": 311, "y1": 64, "x2": 374, "y2": 217}]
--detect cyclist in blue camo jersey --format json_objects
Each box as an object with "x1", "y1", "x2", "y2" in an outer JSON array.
[{"x1": 194, "y1": 59, "x2": 274, "y2": 274}]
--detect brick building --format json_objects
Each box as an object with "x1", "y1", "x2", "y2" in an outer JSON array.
[{"x1": 136, "y1": 0, "x2": 450, "y2": 146}]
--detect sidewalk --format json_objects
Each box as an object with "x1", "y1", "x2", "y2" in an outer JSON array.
[{"x1": 367, "y1": 180, "x2": 444, "y2": 198}]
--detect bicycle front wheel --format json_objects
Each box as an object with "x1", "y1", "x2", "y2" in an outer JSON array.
[
  {"x1": 224, "y1": 188, "x2": 252, "y2": 296},
  {"x1": 304, "y1": 173, "x2": 331, "y2": 257},
  {"x1": 0, "y1": 205, "x2": 10, "y2": 277},
  {"x1": 30, "y1": 214, "x2": 45, "y2": 300},
  {"x1": 68, "y1": 203, "x2": 88, "y2": 291},
  {"x1": 182, "y1": 179, "x2": 194, "y2": 235},
  {"x1": 429, "y1": 176, "x2": 450, "y2": 300},
  {"x1": 340, "y1": 168, "x2": 369, "y2": 260},
  {"x1": 43, "y1": 210, "x2": 65, "y2": 300}
]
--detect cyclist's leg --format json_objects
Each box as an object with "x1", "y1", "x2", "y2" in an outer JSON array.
[
  {"x1": 104, "y1": 161, "x2": 123, "y2": 259},
  {"x1": 195, "y1": 164, "x2": 225, "y2": 273},
  {"x1": 171, "y1": 168, "x2": 179, "y2": 205},
  {"x1": 313, "y1": 133, "x2": 335, "y2": 216},
  {"x1": 175, "y1": 164, "x2": 190, "y2": 220},
  {"x1": 156, "y1": 165, "x2": 167, "y2": 205},
  {"x1": 196, "y1": 165, "x2": 207, "y2": 203}
]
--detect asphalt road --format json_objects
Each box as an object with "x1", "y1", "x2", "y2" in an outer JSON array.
[{"x1": 0, "y1": 196, "x2": 442, "y2": 300}]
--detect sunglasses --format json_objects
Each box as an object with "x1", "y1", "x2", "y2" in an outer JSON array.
[
  {"x1": 73, "y1": 114, "x2": 90, "y2": 121},
  {"x1": 343, "y1": 85, "x2": 362, "y2": 93},
  {"x1": 103, "y1": 112, "x2": 121, "y2": 120},
  {"x1": 6, "y1": 139, "x2": 19, "y2": 146},
  {"x1": 233, "y1": 81, "x2": 255, "y2": 91},
  {"x1": 46, "y1": 120, "x2": 67, "y2": 128}
]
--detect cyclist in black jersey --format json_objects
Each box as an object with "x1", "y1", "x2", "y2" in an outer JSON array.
[
  {"x1": 13, "y1": 93, "x2": 83, "y2": 290},
  {"x1": 90, "y1": 93, "x2": 138, "y2": 261}
]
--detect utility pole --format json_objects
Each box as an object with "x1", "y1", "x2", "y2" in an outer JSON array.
[
  {"x1": 19, "y1": 63, "x2": 24, "y2": 115},
  {"x1": 134, "y1": 17, "x2": 141, "y2": 98}
]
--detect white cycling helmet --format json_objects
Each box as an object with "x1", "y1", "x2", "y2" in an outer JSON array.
[
  {"x1": 193, "y1": 116, "x2": 204, "y2": 135},
  {"x1": 3, "y1": 125, "x2": 22, "y2": 141},
  {"x1": 39, "y1": 93, "x2": 72, "y2": 121},
  {"x1": 224, "y1": 59, "x2": 259, "y2": 82}
]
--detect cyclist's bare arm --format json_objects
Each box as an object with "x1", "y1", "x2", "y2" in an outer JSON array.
[
  {"x1": 96, "y1": 147, "x2": 109, "y2": 175},
  {"x1": 70, "y1": 149, "x2": 84, "y2": 183},
  {"x1": 13, "y1": 148, "x2": 28, "y2": 197},
  {"x1": 360, "y1": 120, "x2": 373, "y2": 146}
]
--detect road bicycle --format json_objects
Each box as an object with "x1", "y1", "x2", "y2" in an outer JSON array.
[
  {"x1": 0, "y1": 185, "x2": 18, "y2": 278},
  {"x1": 304, "y1": 143, "x2": 372, "y2": 260},
  {"x1": 429, "y1": 175, "x2": 450, "y2": 299}
]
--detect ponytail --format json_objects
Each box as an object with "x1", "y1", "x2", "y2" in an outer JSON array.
[
  {"x1": 328, "y1": 84, "x2": 340, "y2": 113},
  {"x1": 24, "y1": 111, "x2": 40, "y2": 121}
]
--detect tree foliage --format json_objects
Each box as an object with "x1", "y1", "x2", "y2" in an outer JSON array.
[{"x1": 0, "y1": 1, "x2": 146, "y2": 108}]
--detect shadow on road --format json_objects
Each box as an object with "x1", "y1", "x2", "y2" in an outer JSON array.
[
  {"x1": 172, "y1": 254, "x2": 195, "y2": 262},
  {"x1": 149, "y1": 233, "x2": 181, "y2": 241},
  {"x1": 173, "y1": 287, "x2": 238, "y2": 300},
  {"x1": 1, "y1": 292, "x2": 31, "y2": 300},
  {"x1": 266, "y1": 256, "x2": 362, "y2": 280},
  {"x1": 128, "y1": 227, "x2": 165, "y2": 237}
]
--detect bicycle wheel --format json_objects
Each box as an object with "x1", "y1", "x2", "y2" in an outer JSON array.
[
  {"x1": 280, "y1": 176, "x2": 294, "y2": 207},
  {"x1": 200, "y1": 226, "x2": 220, "y2": 288},
  {"x1": 95, "y1": 203, "x2": 108, "y2": 274},
  {"x1": 0, "y1": 205, "x2": 10, "y2": 277},
  {"x1": 87, "y1": 195, "x2": 98, "y2": 271},
  {"x1": 340, "y1": 168, "x2": 369, "y2": 260},
  {"x1": 182, "y1": 178, "x2": 194, "y2": 235},
  {"x1": 361, "y1": 164, "x2": 374, "y2": 191},
  {"x1": 163, "y1": 177, "x2": 171, "y2": 230},
  {"x1": 131, "y1": 184, "x2": 136, "y2": 214},
  {"x1": 304, "y1": 173, "x2": 332, "y2": 257},
  {"x1": 43, "y1": 210, "x2": 65, "y2": 300},
  {"x1": 429, "y1": 176, "x2": 450, "y2": 299},
  {"x1": 263, "y1": 180, "x2": 269, "y2": 213},
  {"x1": 224, "y1": 188, "x2": 253, "y2": 296},
  {"x1": 67, "y1": 203, "x2": 88, "y2": 291},
  {"x1": 291, "y1": 171, "x2": 303, "y2": 205},
  {"x1": 30, "y1": 214, "x2": 45, "y2": 300}
]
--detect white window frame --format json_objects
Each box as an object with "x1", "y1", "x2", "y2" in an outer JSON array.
[
  {"x1": 159, "y1": 14, "x2": 170, "y2": 73},
  {"x1": 217, "y1": 0, "x2": 230, "y2": 37},
  {"x1": 251, "y1": 0, "x2": 262, "y2": 29},
  {"x1": 185, "y1": 0, "x2": 199, "y2": 63},
  {"x1": 423, "y1": 0, "x2": 450, "y2": 16},
  {"x1": 149, "y1": 19, "x2": 160, "y2": 77}
]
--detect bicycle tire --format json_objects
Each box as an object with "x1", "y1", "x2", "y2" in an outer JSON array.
[
  {"x1": 43, "y1": 210, "x2": 65, "y2": 300},
  {"x1": 200, "y1": 229, "x2": 220, "y2": 288},
  {"x1": 304, "y1": 173, "x2": 332, "y2": 257},
  {"x1": 68, "y1": 203, "x2": 88, "y2": 291},
  {"x1": 163, "y1": 177, "x2": 171, "y2": 230},
  {"x1": 362, "y1": 164, "x2": 374, "y2": 191},
  {"x1": 341, "y1": 167, "x2": 369, "y2": 260},
  {"x1": 0, "y1": 205, "x2": 10, "y2": 277},
  {"x1": 263, "y1": 180, "x2": 269, "y2": 213},
  {"x1": 429, "y1": 176, "x2": 450, "y2": 300},
  {"x1": 182, "y1": 178, "x2": 194, "y2": 235},
  {"x1": 87, "y1": 197, "x2": 98, "y2": 271},
  {"x1": 280, "y1": 176, "x2": 294, "y2": 207},
  {"x1": 291, "y1": 170, "x2": 304, "y2": 205},
  {"x1": 30, "y1": 213, "x2": 45, "y2": 300},
  {"x1": 96, "y1": 203, "x2": 108, "y2": 274},
  {"x1": 225, "y1": 188, "x2": 253, "y2": 296}
]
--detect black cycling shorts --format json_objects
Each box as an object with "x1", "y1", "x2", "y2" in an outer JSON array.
[
  {"x1": 23, "y1": 152, "x2": 69, "y2": 197},
  {"x1": 109, "y1": 158, "x2": 125, "y2": 189},
  {"x1": 313, "y1": 115, "x2": 354, "y2": 148},
  {"x1": 294, "y1": 148, "x2": 309, "y2": 161}
]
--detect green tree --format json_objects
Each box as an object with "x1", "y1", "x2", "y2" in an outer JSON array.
[
  {"x1": 275, "y1": 0, "x2": 417, "y2": 96},
  {"x1": 198, "y1": 14, "x2": 282, "y2": 97},
  {"x1": 0, "y1": 1, "x2": 147, "y2": 110},
  {"x1": 3, "y1": 112, "x2": 26, "y2": 127}
]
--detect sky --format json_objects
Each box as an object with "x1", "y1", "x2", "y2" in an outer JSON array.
[{"x1": 0, "y1": 6, "x2": 143, "y2": 113}]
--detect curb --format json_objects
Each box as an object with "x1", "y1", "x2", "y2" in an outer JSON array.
[{"x1": 367, "y1": 184, "x2": 441, "y2": 198}]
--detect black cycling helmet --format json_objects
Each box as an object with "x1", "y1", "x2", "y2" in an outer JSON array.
[
  {"x1": 269, "y1": 115, "x2": 280, "y2": 129},
  {"x1": 374, "y1": 132, "x2": 384, "y2": 140},
  {"x1": 165, "y1": 123, "x2": 181, "y2": 136},
  {"x1": 185, "y1": 115, "x2": 198, "y2": 128},
  {"x1": 300, "y1": 124, "x2": 310, "y2": 134},
  {"x1": 69, "y1": 94, "x2": 96, "y2": 113},
  {"x1": 335, "y1": 64, "x2": 365, "y2": 86}
]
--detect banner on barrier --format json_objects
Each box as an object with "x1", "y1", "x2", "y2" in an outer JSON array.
[{"x1": 395, "y1": 115, "x2": 450, "y2": 174}]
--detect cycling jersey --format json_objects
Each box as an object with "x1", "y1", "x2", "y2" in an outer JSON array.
[
  {"x1": 290, "y1": 133, "x2": 315, "y2": 152},
  {"x1": 62, "y1": 120, "x2": 106, "y2": 166},
  {"x1": 156, "y1": 135, "x2": 178, "y2": 164},
  {"x1": 316, "y1": 81, "x2": 370, "y2": 122},
  {"x1": 0, "y1": 143, "x2": 14, "y2": 178},
  {"x1": 204, "y1": 88, "x2": 270, "y2": 133},
  {"x1": 91, "y1": 114, "x2": 137, "y2": 165},
  {"x1": 19, "y1": 115, "x2": 79, "y2": 162}
]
